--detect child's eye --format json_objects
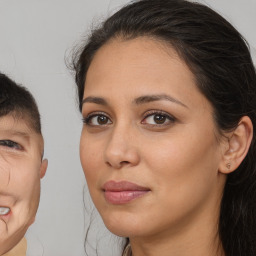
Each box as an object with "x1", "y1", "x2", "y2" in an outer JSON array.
[
  {"x1": 83, "y1": 114, "x2": 112, "y2": 126},
  {"x1": 142, "y1": 111, "x2": 175, "y2": 126},
  {"x1": 0, "y1": 140, "x2": 22, "y2": 150}
]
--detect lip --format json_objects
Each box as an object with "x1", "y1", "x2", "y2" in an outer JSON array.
[
  {"x1": 0, "y1": 207, "x2": 11, "y2": 222},
  {"x1": 103, "y1": 180, "x2": 150, "y2": 204},
  {"x1": 0, "y1": 194, "x2": 16, "y2": 222}
]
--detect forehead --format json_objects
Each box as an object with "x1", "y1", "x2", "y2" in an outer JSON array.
[
  {"x1": 84, "y1": 37, "x2": 208, "y2": 110},
  {"x1": 87, "y1": 37, "x2": 183, "y2": 78},
  {"x1": 87, "y1": 38, "x2": 184, "y2": 89}
]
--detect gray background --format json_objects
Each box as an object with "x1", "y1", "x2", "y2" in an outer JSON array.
[{"x1": 0, "y1": 0, "x2": 255, "y2": 255}]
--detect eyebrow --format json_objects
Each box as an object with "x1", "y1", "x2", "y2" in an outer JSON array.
[
  {"x1": 11, "y1": 131, "x2": 30, "y2": 138},
  {"x1": 0, "y1": 129, "x2": 30, "y2": 138},
  {"x1": 81, "y1": 94, "x2": 188, "y2": 108},
  {"x1": 134, "y1": 94, "x2": 188, "y2": 108},
  {"x1": 82, "y1": 96, "x2": 108, "y2": 106}
]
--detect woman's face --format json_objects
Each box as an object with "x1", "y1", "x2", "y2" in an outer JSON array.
[{"x1": 80, "y1": 37, "x2": 226, "y2": 239}]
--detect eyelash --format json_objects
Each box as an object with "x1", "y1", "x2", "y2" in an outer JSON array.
[
  {"x1": 0, "y1": 140, "x2": 22, "y2": 150},
  {"x1": 83, "y1": 112, "x2": 112, "y2": 126},
  {"x1": 142, "y1": 110, "x2": 176, "y2": 126},
  {"x1": 83, "y1": 110, "x2": 176, "y2": 127}
]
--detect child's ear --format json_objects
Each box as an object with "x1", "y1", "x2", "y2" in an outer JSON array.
[
  {"x1": 40, "y1": 159, "x2": 48, "y2": 179},
  {"x1": 219, "y1": 116, "x2": 253, "y2": 174}
]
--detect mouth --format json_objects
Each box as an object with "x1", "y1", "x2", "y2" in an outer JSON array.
[{"x1": 103, "y1": 180, "x2": 150, "y2": 205}]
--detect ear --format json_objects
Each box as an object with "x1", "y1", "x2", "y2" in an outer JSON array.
[
  {"x1": 219, "y1": 116, "x2": 253, "y2": 174},
  {"x1": 40, "y1": 158, "x2": 48, "y2": 179}
]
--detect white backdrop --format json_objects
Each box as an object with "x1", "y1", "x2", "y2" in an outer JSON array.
[{"x1": 0, "y1": 1, "x2": 255, "y2": 256}]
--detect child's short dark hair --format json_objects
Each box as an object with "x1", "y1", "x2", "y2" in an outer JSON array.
[{"x1": 0, "y1": 73, "x2": 41, "y2": 133}]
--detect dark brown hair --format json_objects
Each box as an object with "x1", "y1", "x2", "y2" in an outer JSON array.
[{"x1": 0, "y1": 73, "x2": 41, "y2": 133}]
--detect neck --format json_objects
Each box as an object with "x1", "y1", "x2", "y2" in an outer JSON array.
[
  {"x1": 129, "y1": 233, "x2": 224, "y2": 256},
  {"x1": 2, "y1": 237, "x2": 27, "y2": 256},
  {"x1": 129, "y1": 203, "x2": 225, "y2": 256}
]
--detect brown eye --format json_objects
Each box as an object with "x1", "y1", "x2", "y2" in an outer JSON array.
[
  {"x1": 142, "y1": 112, "x2": 175, "y2": 126},
  {"x1": 84, "y1": 114, "x2": 112, "y2": 126},
  {"x1": 97, "y1": 115, "x2": 109, "y2": 125},
  {"x1": 153, "y1": 114, "x2": 167, "y2": 124}
]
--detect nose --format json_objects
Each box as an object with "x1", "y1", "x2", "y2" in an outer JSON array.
[{"x1": 104, "y1": 125, "x2": 140, "y2": 169}]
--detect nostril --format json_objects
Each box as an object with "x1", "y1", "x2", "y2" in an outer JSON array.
[
  {"x1": 121, "y1": 161, "x2": 129, "y2": 165},
  {"x1": 106, "y1": 160, "x2": 130, "y2": 168}
]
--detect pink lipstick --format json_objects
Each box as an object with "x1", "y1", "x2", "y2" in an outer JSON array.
[{"x1": 103, "y1": 180, "x2": 150, "y2": 204}]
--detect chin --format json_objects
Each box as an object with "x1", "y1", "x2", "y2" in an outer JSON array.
[
  {"x1": 100, "y1": 210, "x2": 146, "y2": 238},
  {"x1": 106, "y1": 224, "x2": 138, "y2": 238}
]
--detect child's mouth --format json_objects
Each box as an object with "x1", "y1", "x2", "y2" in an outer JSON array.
[{"x1": 0, "y1": 207, "x2": 10, "y2": 215}]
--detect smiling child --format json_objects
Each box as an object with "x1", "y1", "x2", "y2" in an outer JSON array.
[{"x1": 0, "y1": 73, "x2": 47, "y2": 255}]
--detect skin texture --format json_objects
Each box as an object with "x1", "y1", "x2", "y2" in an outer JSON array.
[
  {"x1": 0, "y1": 114, "x2": 47, "y2": 255},
  {"x1": 80, "y1": 37, "x2": 252, "y2": 256}
]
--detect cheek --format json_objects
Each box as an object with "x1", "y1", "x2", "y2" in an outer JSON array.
[
  {"x1": 80, "y1": 134, "x2": 102, "y2": 186},
  {"x1": 143, "y1": 126, "x2": 221, "y2": 200},
  {"x1": 0, "y1": 163, "x2": 10, "y2": 187},
  {"x1": 13, "y1": 162, "x2": 41, "y2": 198},
  {"x1": 80, "y1": 135, "x2": 106, "y2": 211},
  {"x1": 0, "y1": 159, "x2": 40, "y2": 194},
  {"x1": 136, "y1": 129, "x2": 222, "y2": 230}
]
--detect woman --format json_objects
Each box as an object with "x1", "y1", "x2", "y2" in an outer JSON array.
[{"x1": 72, "y1": 0, "x2": 256, "y2": 255}]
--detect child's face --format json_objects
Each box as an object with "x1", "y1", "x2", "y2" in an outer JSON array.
[{"x1": 0, "y1": 114, "x2": 47, "y2": 254}]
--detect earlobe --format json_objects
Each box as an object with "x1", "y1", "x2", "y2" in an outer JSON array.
[
  {"x1": 219, "y1": 116, "x2": 253, "y2": 174},
  {"x1": 40, "y1": 159, "x2": 48, "y2": 179}
]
